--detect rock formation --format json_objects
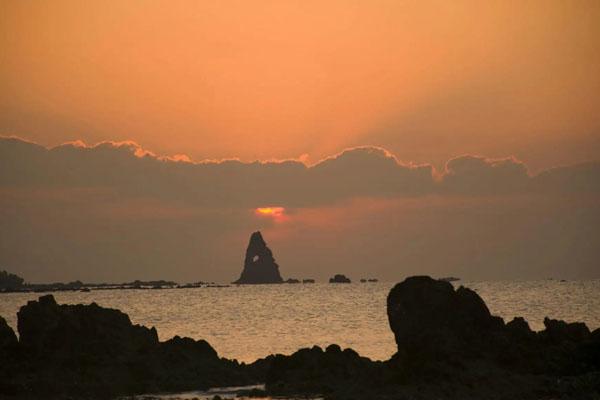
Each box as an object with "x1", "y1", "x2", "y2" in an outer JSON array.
[
  {"x1": 329, "y1": 274, "x2": 351, "y2": 283},
  {"x1": 233, "y1": 231, "x2": 283, "y2": 284},
  {"x1": 265, "y1": 344, "x2": 381, "y2": 398},
  {"x1": 265, "y1": 276, "x2": 600, "y2": 399},
  {"x1": 384, "y1": 276, "x2": 600, "y2": 397},
  {"x1": 0, "y1": 316, "x2": 17, "y2": 356},
  {"x1": 387, "y1": 275, "x2": 503, "y2": 362},
  {"x1": 17, "y1": 294, "x2": 159, "y2": 358},
  {"x1": 2, "y1": 277, "x2": 600, "y2": 399},
  {"x1": 385, "y1": 276, "x2": 600, "y2": 372},
  {"x1": 0, "y1": 295, "x2": 260, "y2": 398}
]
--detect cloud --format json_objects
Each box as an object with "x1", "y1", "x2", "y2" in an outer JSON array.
[
  {"x1": 0, "y1": 137, "x2": 436, "y2": 208},
  {"x1": 440, "y1": 155, "x2": 530, "y2": 194},
  {"x1": 531, "y1": 162, "x2": 600, "y2": 194},
  {"x1": 2, "y1": 136, "x2": 597, "y2": 206},
  {"x1": 1, "y1": 136, "x2": 599, "y2": 283}
]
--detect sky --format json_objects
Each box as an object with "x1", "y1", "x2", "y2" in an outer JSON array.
[{"x1": 1, "y1": 1, "x2": 599, "y2": 282}]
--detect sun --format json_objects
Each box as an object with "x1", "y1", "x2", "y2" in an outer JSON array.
[{"x1": 255, "y1": 207, "x2": 286, "y2": 220}]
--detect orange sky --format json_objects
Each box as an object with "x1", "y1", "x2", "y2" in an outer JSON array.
[{"x1": 1, "y1": 0, "x2": 599, "y2": 171}]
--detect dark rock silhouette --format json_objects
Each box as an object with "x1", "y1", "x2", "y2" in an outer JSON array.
[
  {"x1": 2, "y1": 277, "x2": 600, "y2": 399},
  {"x1": 385, "y1": 276, "x2": 600, "y2": 374},
  {"x1": 17, "y1": 294, "x2": 159, "y2": 358},
  {"x1": 266, "y1": 344, "x2": 381, "y2": 398},
  {"x1": 329, "y1": 274, "x2": 351, "y2": 283},
  {"x1": 1, "y1": 295, "x2": 259, "y2": 398},
  {"x1": 264, "y1": 275, "x2": 600, "y2": 399},
  {"x1": 233, "y1": 231, "x2": 283, "y2": 284},
  {"x1": 438, "y1": 276, "x2": 460, "y2": 282},
  {"x1": 0, "y1": 316, "x2": 17, "y2": 356},
  {"x1": 0, "y1": 270, "x2": 24, "y2": 291},
  {"x1": 383, "y1": 276, "x2": 600, "y2": 397},
  {"x1": 302, "y1": 278, "x2": 315, "y2": 283},
  {"x1": 387, "y1": 275, "x2": 503, "y2": 362}
]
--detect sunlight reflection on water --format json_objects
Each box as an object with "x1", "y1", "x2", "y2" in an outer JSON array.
[
  {"x1": 116, "y1": 384, "x2": 323, "y2": 400},
  {"x1": 1, "y1": 280, "x2": 599, "y2": 363}
]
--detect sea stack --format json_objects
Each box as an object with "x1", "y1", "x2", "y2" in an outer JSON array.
[{"x1": 233, "y1": 231, "x2": 283, "y2": 284}]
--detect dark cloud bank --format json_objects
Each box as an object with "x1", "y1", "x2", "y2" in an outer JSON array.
[
  {"x1": 2, "y1": 136, "x2": 598, "y2": 201},
  {"x1": 1, "y1": 136, "x2": 599, "y2": 282}
]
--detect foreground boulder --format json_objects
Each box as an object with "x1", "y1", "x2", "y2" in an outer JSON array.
[
  {"x1": 2, "y1": 277, "x2": 599, "y2": 399},
  {"x1": 384, "y1": 276, "x2": 600, "y2": 397},
  {"x1": 0, "y1": 316, "x2": 17, "y2": 355},
  {"x1": 1, "y1": 295, "x2": 260, "y2": 398},
  {"x1": 263, "y1": 276, "x2": 600, "y2": 399},
  {"x1": 266, "y1": 344, "x2": 383, "y2": 398},
  {"x1": 17, "y1": 294, "x2": 158, "y2": 360},
  {"x1": 233, "y1": 231, "x2": 284, "y2": 284},
  {"x1": 387, "y1": 275, "x2": 504, "y2": 363}
]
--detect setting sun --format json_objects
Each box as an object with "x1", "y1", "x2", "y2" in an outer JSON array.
[{"x1": 255, "y1": 207, "x2": 285, "y2": 219}]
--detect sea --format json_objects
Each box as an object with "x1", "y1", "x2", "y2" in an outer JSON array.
[{"x1": 1, "y1": 280, "x2": 599, "y2": 365}]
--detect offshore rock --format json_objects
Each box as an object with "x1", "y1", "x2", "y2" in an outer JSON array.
[
  {"x1": 329, "y1": 274, "x2": 351, "y2": 283},
  {"x1": 233, "y1": 231, "x2": 283, "y2": 284}
]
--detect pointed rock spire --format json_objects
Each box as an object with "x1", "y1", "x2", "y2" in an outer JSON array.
[{"x1": 233, "y1": 231, "x2": 283, "y2": 284}]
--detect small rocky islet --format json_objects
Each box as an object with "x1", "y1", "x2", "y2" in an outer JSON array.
[
  {"x1": 232, "y1": 231, "x2": 284, "y2": 284},
  {"x1": 1, "y1": 276, "x2": 599, "y2": 399},
  {"x1": 232, "y1": 231, "x2": 351, "y2": 285},
  {"x1": 0, "y1": 231, "x2": 355, "y2": 292}
]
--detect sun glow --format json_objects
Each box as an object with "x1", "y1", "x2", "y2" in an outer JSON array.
[{"x1": 255, "y1": 207, "x2": 286, "y2": 220}]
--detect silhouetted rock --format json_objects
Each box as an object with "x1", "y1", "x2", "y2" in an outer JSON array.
[
  {"x1": 0, "y1": 270, "x2": 24, "y2": 291},
  {"x1": 285, "y1": 278, "x2": 300, "y2": 284},
  {"x1": 302, "y1": 279, "x2": 315, "y2": 283},
  {"x1": 264, "y1": 275, "x2": 600, "y2": 399},
  {"x1": 0, "y1": 316, "x2": 17, "y2": 355},
  {"x1": 383, "y1": 276, "x2": 600, "y2": 398},
  {"x1": 361, "y1": 278, "x2": 378, "y2": 282},
  {"x1": 2, "y1": 295, "x2": 260, "y2": 398},
  {"x1": 17, "y1": 294, "x2": 159, "y2": 358},
  {"x1": 233, "y1": 231, "x2": 283, "y2": 284},
  {"x1": 329, "y1": 274, "x2": 351, "y2": 283},
  {"x1": 387, "y1": 276, "x2": 504, "y2": 363},
  {"x1": 541, "y1": 317, "x2": 590, "y2": 343},
  {"x1": 3, "y1": 278, "x2": 600, "y2": 400},
  {"x1": 438, "y1": 276, "x2": 460, "y2": 282},
  {"x1": 265, "y1": 345, "x2": 381, "y2": 398},
  {"x1": 153, "y1": 335, "x2": 253, "y2": 392}
]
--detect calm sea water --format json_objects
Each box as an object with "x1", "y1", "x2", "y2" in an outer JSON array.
[{"x1": 1, "y1": 280, "x2": 599, "y2": 363}]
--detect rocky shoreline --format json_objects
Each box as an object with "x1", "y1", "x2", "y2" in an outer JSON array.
[{"x1": 1, "y1": 276, "x2": 598, "y2": 399}]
